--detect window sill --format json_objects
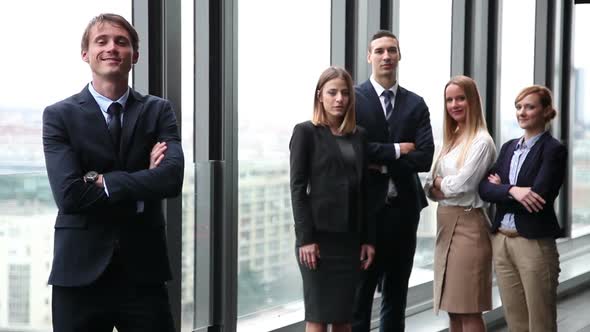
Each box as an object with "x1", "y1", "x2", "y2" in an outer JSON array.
[{"x1": 238, "y1": 234, "x2": 590, "y2": 332}]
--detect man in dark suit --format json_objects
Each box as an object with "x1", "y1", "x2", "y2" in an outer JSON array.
[
  {"x1": 352, "y1": 30, "x2": 434, "y2": 332},
  {"x1": 42, "y1": 13, "x2": 183, "y2": 332}
]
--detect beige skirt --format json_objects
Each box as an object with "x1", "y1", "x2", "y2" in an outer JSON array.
[{"x1": 433, "y1": 205, "x2": 492, "y2": 314}]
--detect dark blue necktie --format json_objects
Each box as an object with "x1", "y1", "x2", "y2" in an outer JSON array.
[
  {"x1": 107, "y1": 102, "x2": 122, "y2": 153},
  {"x1": 382, "y1": 90, "x2": 394, "y2": 120},
  {"x1": 381, "y1": 90, "x2": 398, "y2": 201}
]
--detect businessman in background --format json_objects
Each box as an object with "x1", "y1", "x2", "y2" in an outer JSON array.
[
  {"x1": 43, "y1": 13, "x2": 184, "y2": 332},
  {"x1": 353, "y1": 30, "x2": 434, "y2": 332}
]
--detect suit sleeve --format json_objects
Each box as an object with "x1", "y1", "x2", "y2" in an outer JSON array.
[
  {"x1": 366, "y1": 142, "x2": 398, "y2": 163},
  {"x1": 103, "y1": 102, "x2": 185, "y2": 201},
  {"x1": 498, "y1": 142, "x2": 567, "y2": 215},
  {"x1": 393, "y1": 100, "x2": 435, "y2": 174},
  {"x1": 289, "y1": 124, "x2": 314, "y2": 246},
  {"x1": 365, "y1": 99, "x2": 434, "y2": 175},
  {"x1": 478, "y1": 140, "x2": 566, "y2": 215},
  {"x1": 478, "y1": 141, "x2": 514, "y2": 203},
  {"x1": 531, "y1": 143, "x2": 567, "y2": 200},
  {"x1": 43, "y1": 105, "x2": 111, "y2": 214}
]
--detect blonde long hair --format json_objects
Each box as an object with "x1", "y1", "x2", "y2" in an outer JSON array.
[
  {"x1": 435, "y1": 75, "x2": 489, "y2": 172},
  {"x1": 311, "y1": 66, "x2": 357, "y2": 134}
]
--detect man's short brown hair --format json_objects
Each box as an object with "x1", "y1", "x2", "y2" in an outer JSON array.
[
  {"x1": 81, "y1": 13, "x2": 139, "y2": 53},
  {"x1": 367, "y1": 30, "x2": 401, "y2": 60}
]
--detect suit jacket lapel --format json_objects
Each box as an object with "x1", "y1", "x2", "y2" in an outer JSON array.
[
  {"x1": 358, "y1": 80, "x2": 389, "y2": 141},
  {"x1": 77, "y1": 87, "x2": 116, "y2": 153},
  {"x1": 516, "y1": 132, "x2": 549, "y2": 183},
  {"x1": 119, "y1": 89, "x2": 143, "y2": 162},
  {"x1": 387, "y1": 86, "x2": 406, "y2": 141},
  {"x1": 360, "y1": 81, "x2": 387, "y2": 123}
]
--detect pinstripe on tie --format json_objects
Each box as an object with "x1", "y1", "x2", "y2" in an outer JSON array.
[{"x1": 382, "y1": 90, "x2": 394, "y2": 119}]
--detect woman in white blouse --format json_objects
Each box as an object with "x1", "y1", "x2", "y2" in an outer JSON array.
[{"x1": 424, "y1": 75, "x2": 496, "y2": 332}]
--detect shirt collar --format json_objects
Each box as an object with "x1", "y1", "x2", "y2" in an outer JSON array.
[
  {"x1": 517, "y1": 131, "x2": 544, "y2": 150},
  {"x1": 369, "y1": 75, "x2": 398, "y2": 98},
  {"x1": 88, "y1": 82, "x2": 130, "y2": 114}
]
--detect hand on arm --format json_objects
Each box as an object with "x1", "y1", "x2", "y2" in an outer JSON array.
[
  {"x1": 102, "y1": 104, "x2": 184, "y2": 202},
  {"x1": 434, "y1": 175, "x2": 443, "y2": 189},
  {"x1": 503, "y1": 142, "x2": 566, "y2": 213},
  {"x1": 299, "y1": 243, "x2": 320, "y2": 270},
  {"x1": 478, "y1": 143, "x2": 515, "y2": 203},
  {"x1": 390, "y1": 102, "x2": 435, "y2": 174},
  {"x1": 360, "y1": 244, "x2": 375, "y2": 270},
  {"x1": 96, "y1": 141, "x2": 170, "y2": 193},
  {"x1": 150, "y1": 142, "x2": 167, "y2": 169},
  {"x1": 399, "y1": 142, "x2": 416, "y2": 155},
  {"x1": 488, "y1": 173, "x2": 501, "y2": 185},
  {"x1": 95, "y1": 142, "x2": 168, "y2": 214},
  {"x1": 508, "y1": 186, "x2": 546, "y2": 213},
  {"x1": 430, "y1": 186, "x2": 445, "y2": 200},
  {"x1": 429, "y1": 175, "x2": 445, "y2": 200},
  {"x1": 482, "y1": 140, "x2": 565, "y2": 212},
  {"x1": 95, "y1": 174, "x2": 104, "y2": 188},
  {"x1": 439, "y1": 137, "x2": 496, "y2": 197}
]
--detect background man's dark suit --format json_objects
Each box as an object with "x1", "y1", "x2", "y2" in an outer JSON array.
[
  {"x1": 43, "y1": 86, "x2": 184, "y2": 330},
  {"x1": 478, "y1": 131, "x2": 566, "y2": 237},
  {"x1": 353, "y1": 80, "x2": 434, "y2": 331}
]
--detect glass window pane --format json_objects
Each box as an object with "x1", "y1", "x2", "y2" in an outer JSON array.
[
  {"x1": 181, "y1": 0, "x2": 195, "y2": 330},
  {"x1": 0, "y1": 3, "x2": 131, "y2": 330},
  {"x1": 498, "y1": 0, "x2": 536, "y2": 144},
  {"x1": 237, "y1": 0, "x2": 331, "y2": 330},
  {"x1": 571, "y1": 4, "x2": 590, "y2": 237},
  {"x1": 398, "y1": 0, "x2": 452, "y2": 285}
]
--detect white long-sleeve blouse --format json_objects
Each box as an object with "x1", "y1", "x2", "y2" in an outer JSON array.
[{"x1": 424, "y1": 130, "x2": 496, "y2": 208}]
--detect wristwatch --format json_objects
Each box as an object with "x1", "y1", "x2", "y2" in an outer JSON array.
[{"x1": 84, "y1": 171, "x2": 99, "y2": 184}]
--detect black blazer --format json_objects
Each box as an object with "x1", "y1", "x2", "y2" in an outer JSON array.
[
  {"x1": 43, "y1": 86, "x2": 184, "y2": 287},
  {"x1": 355, "y1": 80, "x2": 434, "y2": 215},
  {"x1": 289, "y1": 121, "x2": 375, "y2": 246},
  {"x1": 478, "y1": 132, "x2": 566, "y2": 238}
]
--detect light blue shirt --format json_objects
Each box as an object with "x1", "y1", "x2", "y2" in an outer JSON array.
[
  {"x1": 87, "y1": 82, "x2": 130, "y2": 125},
  {"x1": 499, "y1": 132, "x2": 544, "y2": 229},
  {"x1": 87, "y1": 83, "x2": 143, "y2": 213}
]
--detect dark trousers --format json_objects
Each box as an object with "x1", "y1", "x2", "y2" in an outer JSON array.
[
  {"x1": 352, "y1": 202, "x2": 420, "y2": 332},
  {"x1": 52, "y1": 253, "x2": 175, "y2": 332}
]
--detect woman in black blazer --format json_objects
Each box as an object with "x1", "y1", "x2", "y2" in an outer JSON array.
[
  {"x1": 290, "y1": 66, "x2": 375, "y2": 332},
  {"x1": 479, "y1": 85, "x2": 567, "y2": 332}
]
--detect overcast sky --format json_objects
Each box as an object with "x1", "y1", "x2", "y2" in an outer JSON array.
[
  {"x1": 1, "y1": 1, "x2": 588, "y2": 125},
  {"x1": 0, "y1": 1, "x2": 130, "y2": 110}
]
